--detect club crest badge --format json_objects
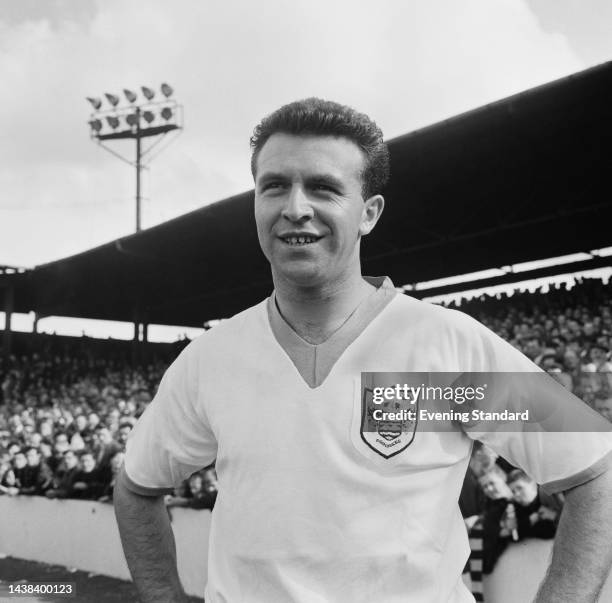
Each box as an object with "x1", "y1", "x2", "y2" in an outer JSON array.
[{"x1": 360, "y1": 383, "x2": 419, "y2": 458}]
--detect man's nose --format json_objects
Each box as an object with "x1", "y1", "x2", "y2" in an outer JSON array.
[{"x1": 281, "y1": 186, "x2": 314, "y2": 222}]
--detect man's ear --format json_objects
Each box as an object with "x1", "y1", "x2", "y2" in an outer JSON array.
[{"x1": 359, "y1": 194, "x2": 385, "y2": 236}]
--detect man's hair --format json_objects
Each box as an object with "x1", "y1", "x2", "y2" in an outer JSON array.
[
  {"x1": 250, "y1": 97, "x2": 390, "y2": 199},
  {"x1": 507, "y1": 469, "x2": 534, "y2": 486}
]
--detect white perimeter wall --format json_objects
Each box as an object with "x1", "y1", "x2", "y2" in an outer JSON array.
[
  {"x1": 0, "y1": 496, "x2": 210, "y2": 597},
  {"x1": 1, "y1": 496, "x2": 611, "y2": 601}
]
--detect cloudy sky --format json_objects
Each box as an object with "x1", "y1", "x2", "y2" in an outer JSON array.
[{"x1": 0, "y1": 0, "x2": 611, "y2": 337}]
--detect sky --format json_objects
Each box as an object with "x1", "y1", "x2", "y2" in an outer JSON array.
[{"x1": 0, "y1": 0, "x2": 611, "y2": 340}]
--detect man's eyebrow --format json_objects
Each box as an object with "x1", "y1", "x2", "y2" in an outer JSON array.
[
  {"x1": 256, "y1": 172, "x2": 287, "y2": 184},
  {"x1": 306, "y1": 174, "x2": 345, "y2": 189}
]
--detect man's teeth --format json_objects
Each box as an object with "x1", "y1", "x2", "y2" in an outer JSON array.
[{"x1": 284, "y1": 236, "x2": 318, "y2": 245}]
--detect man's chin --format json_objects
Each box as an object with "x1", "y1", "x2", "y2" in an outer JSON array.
[{"x1": 273, "y1": 264, "x2": 327, "y2": 289}]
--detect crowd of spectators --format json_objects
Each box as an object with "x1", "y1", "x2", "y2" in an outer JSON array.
[
  {"x1": 0, "y1": 349, "x2": 216, "y2": 509},
  {"x1": 449, "y1": 276, "x2": 612, "y2": 406}
]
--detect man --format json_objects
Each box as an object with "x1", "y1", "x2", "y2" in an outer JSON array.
[
  {"x1": 45, "y1": 449, "x2": 81, "y2": 499},
  {"x1": 18, "y1": 446, "x2": 53, "y2": 496},
  {"x1": 71, "y1": 451, "x2": 104, "y2": 500},
  {"x1": 115, "y1": 98, "x2": 612, "y2": 602},
  {"x1": 506, "y1": 469, "x2": 560, "y2": 540},
  {"x1": 93, "y1": 425, "x2": 122, "y2": 484}
]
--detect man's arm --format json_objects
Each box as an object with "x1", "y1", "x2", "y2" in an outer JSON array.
[
  {"x1": 535, "y1": 467, "x2": 612, "y2": 602},
  {"x1": 114, "y1": 467, "x2": 187, "y2": 603}
]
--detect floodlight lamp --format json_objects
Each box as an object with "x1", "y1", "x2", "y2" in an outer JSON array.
[
  {"x1": 106, "y1": 115, "x2": 120, "y2": 129},
  {"x1": 160, "y1": 107, "x2": 173, "y2": 121},
  {"x1": 125, "y1": 113, "x2": 138, "y2": 127},
  {"x1": 89, "y1": 119, "x2": 103, "y2": 132},
  {"x1": 123, "y1": 88, "x2": 138, "y2": 103},
  {"x1": 142, "y1": 111, "x2": 155, "y2": 124},
  {"x1": 161, "y1": 83, "x2": 173, "y2": 98},
  {"x1": 141, "y1": 86, "x2": 155, "y2": 101},
  {"x1": 105, "y1": 93, "x2": 120, "y2": 107},
  {"x1": 86, "y1": 96, "x2": 102, "y2": 111}
]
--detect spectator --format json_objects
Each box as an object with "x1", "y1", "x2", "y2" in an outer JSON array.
[
  {"x1": 583, "y1": 343, "x2": 612, "y2": 373},
  {"x1": 18, "y1": 447, "x2": 53, "y2": 496},
  {"x1": 45, "y1": 449, "x2": 81, "y2": 499},
  {"x1": 116, "y1": 422, "x2": 133, "y2": 449},
  {"x1": 0, "y1": 460, "x2": 18, "y2": 495},
  {"x1": 506, "y1": 469, "x2": 561, "y2": 540},
  {"x1": 98, "y1": 451, "x2": 125, "y2": 502},
  {"x1": 71, "y1": 452, "x2": 104, "y2": 500},
  {"x1": 93, "y1": 426, "x2": 122, "y2": 484},
  {"x1": 188, "y1": 466, "x2": 218, "y2": 510}
]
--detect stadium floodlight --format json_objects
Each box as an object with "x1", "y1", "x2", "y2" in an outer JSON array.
[
  {"x1": 88, "y1": 118, "x2": 103, "y2": 132},
  {"x1": 125, "y1": 113, "x2": 138, "y2": 127},
  {"x1": 123, "y1": 88, "x2": 138, "y2": 103},
  {"x1": 141, "y1": 86, "x2": 155, "y2": 101},
  {"x1": 105, "y1": 93, "x2": 120, "y2": 107},
  {"x1": 86, "y1": 96, "x2": 102, "y2": 110},
  {"x1": 86, "y1": 83, "x2": 183, "y2": 232}
]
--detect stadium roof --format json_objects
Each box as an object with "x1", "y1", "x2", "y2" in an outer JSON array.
[{"x1": 2, "y1": 62, "x2": 612, "y2": 327}]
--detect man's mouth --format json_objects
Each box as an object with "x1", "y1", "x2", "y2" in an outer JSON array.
[{"x1": 280, "y1": 235, "x2": 321, "y2": 246}]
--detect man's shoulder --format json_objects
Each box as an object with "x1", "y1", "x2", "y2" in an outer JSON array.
[
  {"x1": 388, "y1": 293, "x2": 486, "y2": 333},
  {"x1": 178, "y1": 298, "x2": 269, "y2": 357}
]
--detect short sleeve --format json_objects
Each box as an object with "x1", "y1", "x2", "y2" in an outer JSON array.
[
  {"x1": 124, "y1": 342, "x2": 218, "y2": 495},
  {"x1": 459, "y1": 318, "x2": 612, "y2": 493}
]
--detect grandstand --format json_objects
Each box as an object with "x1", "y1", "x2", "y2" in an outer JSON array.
[{"x1": 2, "y1": 62, "x2": 612, "y2": 601}]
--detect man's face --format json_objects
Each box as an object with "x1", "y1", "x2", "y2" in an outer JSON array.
[
  {"x1": 97, "y1": 428, "x2": 112, "y2": 445},
  {"x1": 524, "y1": 338, "x2": 541, "y2": 359},
  {"x1": 55, "y1": 434, "x2": 69, "y2": 452},
  {"x1": 254, "y1": 134, "x2": 382, "y2": 289},
  {"x1": 510, "y1": 478, "x2": 538, "y2": 506},
  {"x1": 478, "y1": 473, "x2": 510, "y2": 500},
  {"x1": 117, "y1": 425, "x2": 131, "y2": 445},
  {"x1": 29, "y1": 433, "x2": 42, "y2": 447},
  {"x1": 81, "y1": 454, "x2": 95, "y2": 472},
  {"x1": 203, "y1": 468, "x2": 218, "y2": 492},
  {"x1": 13, "y1": 453, "x2": 26, "y2": 469},
  {"x1": 64, "y1": 451, "x2": 78, "y2": 469},
  {"x1": 25, "y1": 449, "x2": 40, "y2": 467},
  {"x1": 590, "y1": 347, "x2": 606, "y2": 364},
  {"x1": 110, "y1": 452, "x2": 124, "y2": 474},
  {"x1": 595, "y1": 398, "x2": 612, "y2": 422},
  {"x1": 189, "y1": 475, "x2": 204, "y2": 494}
]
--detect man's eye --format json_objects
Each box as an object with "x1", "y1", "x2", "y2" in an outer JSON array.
[
  {"x1": 262, "y1": 182, "x2": 284, "y2": 192},
  {"x1": 313, "y1": 184, "x2": 336, "y2": 193}
]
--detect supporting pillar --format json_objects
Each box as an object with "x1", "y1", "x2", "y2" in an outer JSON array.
[
  {"x1": 2, "y1": 285, "x2": 14, "y2": 357},
  {"x1": 132, "y1": 306, "x2": 141, "y2": 366}
]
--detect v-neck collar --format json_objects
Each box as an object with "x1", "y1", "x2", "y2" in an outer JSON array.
[{"x1": 266, "y1": 276, "x2": 397, "y2": 389}]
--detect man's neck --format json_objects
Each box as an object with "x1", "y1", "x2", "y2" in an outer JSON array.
[{"x1": 272, "y1": 272, "x2": 376, "y2": 345}]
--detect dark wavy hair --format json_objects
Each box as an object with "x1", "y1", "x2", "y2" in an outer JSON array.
[{"x1": 250, "y1": 98, "x2": 390, "y2": 199}]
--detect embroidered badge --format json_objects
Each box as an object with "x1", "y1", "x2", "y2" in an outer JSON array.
[{"x1": 360, "y1": 383, "x2": 419, "y2": 458}]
